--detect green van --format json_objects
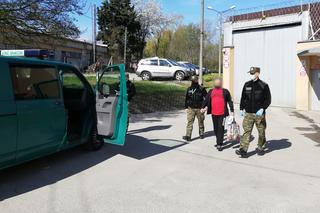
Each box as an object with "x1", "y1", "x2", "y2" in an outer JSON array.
[{"x1": 0, "y1": 56, "x2": 128, "y2": 170}]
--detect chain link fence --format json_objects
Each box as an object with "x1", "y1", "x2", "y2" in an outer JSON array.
[{"x1": 227, "y1": 0, "x2": 320, "y2": 40}]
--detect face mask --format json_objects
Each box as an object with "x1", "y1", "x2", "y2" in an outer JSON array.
[{"x1": 250, "y1": 74, "x2": 257, "y2": 81}]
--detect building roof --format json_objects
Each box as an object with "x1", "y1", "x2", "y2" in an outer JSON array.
[{"x1": 298, "y1": 47, "x2": 320, "y2": 56}]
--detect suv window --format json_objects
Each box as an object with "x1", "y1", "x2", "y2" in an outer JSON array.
[
  {"x1": 10, "y1": 65, "x2": 61, "y2": 100},
  {"x1": 142, "y1": 59, "x2": 158, "y2": 66},
  {"x1": 159, "y1": 60, "x2": 170, "y2": 66}
]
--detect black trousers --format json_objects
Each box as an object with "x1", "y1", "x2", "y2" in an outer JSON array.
[{"x1": 212, "y1": 115, "x2": 225, "y2": 146}]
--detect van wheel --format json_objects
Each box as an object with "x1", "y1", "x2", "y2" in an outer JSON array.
[
  {"x1": 141, "y1": 71, "x2": 151, "y2": 81},
  {"x1": 175, "y1": 71, "x2": 185, "y2": 81},
  {"x1": 85, "y1": 128, "x2": 103, "y2": 151}
]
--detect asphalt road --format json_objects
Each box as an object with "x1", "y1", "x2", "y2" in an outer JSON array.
[{"x1": 1, "y1": 107, "x2": 320, "y2": 213}]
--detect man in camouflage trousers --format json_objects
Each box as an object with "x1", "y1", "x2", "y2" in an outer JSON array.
[
  {"x1": 236, "y1": 67, "x2": 271, "y2": 158},
  {"x1": 183, "y1": 76, "x2": 207, "y2": 142}
]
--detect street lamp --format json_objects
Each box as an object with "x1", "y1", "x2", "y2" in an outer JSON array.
[{"x1": 207, "y1": 5, "x2": 236, "y2": 76}]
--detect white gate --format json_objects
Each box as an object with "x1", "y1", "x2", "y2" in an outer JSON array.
[
  {"x1": 233, "y1": 25, "x2": 302, "y2": 107},
  {"x1": 311, "y1": 70, "x2": 320, "y2": 111}
]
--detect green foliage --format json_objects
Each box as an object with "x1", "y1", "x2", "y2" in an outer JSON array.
[
  {"x1": 97, "y1": 0, "x2": 145, "y2": 63},
  {"x1": 144, "y1": 24, "x2": 219, "y2": 71}
]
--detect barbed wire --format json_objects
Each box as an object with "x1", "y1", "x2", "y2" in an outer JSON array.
[{"x1": 226, "y1": 0, "x2": 320, "y2": 40}]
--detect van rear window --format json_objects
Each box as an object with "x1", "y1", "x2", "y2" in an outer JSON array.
[{"x1": 10, "y1": 65, "x2": 61, "y2": 100}]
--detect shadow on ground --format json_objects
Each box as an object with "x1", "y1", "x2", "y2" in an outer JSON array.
[
  {"x1": 0, "y1": 133, "x2": 186, "y2": 201},
  {"x1": 290, "y1": 111, "x2": 320, "y2": 145},
  {"x1": 246, "y1": 139, "x2": 292, "y2": 157}
]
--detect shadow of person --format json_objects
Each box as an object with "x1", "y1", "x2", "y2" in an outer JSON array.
[
  {"x1": 0, "y1": 134, "x2": 186, "y2": 201},
  {"x1": 245, "y1": 138, "x2": 292, "y2": 157},
  {"x1": 127, "y1": 125, "x2": 172, "y2": 135}
]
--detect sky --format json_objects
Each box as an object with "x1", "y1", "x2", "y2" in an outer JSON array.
[{"x1": 76, "y1": 0, "x2": 298, "y2": 41}]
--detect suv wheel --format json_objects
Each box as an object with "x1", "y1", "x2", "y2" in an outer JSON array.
[
  {"x1": 141, "y1": 71, "x2": 151, "y2": 81},
  {"x1": 175, "y1": 71, "x2": 185, "y2": 81}
]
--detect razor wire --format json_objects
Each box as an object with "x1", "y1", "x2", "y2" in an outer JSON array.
[{"x1": 227, "y1": 0, "x2": 320, "y2": 40}]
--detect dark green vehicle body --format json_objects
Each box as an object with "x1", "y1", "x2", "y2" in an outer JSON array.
[{"x1": 0, "y1": 56, "x2": 128, "y2": 170}]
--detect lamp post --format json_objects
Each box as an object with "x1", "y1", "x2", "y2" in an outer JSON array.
[
  {"x1": 199, "y1": 0, "x2": 205, "y2": 85},
  {"x1": 207, "y1": 5, "x2": 236, "y2": 76}
]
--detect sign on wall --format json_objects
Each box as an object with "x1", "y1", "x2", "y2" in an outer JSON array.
[{"x1": 0, "y1": 50, "x2": 25, "y2": 57}]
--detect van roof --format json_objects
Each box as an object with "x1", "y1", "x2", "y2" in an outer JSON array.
[{"x1": 0, "y1": 56, "x2": 76, "y2": 69}]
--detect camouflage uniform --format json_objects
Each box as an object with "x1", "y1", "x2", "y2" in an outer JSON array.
[
  {"x1": 186, "y1": 108, "x2": 205, "y2": 137},
  {"x1": 240, "y1": 113, "x2": 267, "y2": 152}
]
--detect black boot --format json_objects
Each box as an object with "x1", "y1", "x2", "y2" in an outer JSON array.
[
  {"x1": 217, "y1": 145, "x2": 223, "y2": 152},
  {"x1": 200, "y1": 135, "x2": 204, "y2": 139},
  {"x1": 235, "y1": 149, "x2": 247, "y2": 158},
  {"x1": 256, "y1": 148, "x2": 266, "y2": 156},
  {"x1": 183, "y1": 136, "x2": 191, "y2": 142}
]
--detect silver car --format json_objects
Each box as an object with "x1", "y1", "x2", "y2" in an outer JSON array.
[{"x1": 136, "y1": 57, "x2": 192, "y2": 81}]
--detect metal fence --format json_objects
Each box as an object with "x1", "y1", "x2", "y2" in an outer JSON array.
[{"x1": 227, "y1": 0, "x2": 320, "y2": 40}]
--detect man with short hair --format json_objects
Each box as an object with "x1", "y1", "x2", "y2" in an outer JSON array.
[
  {"x1": 183, "y1": 76, "x2": 207, "y2": 142},
  {"x1": 236, "y1": 67, "x2": 272, "y2": 158}
]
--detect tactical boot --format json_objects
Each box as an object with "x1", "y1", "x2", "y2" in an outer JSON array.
[
  {"x1": 183, "y1": 136, "x2": 191, "y2": 142},
  {"x1": 256, "y1": 148, "x2": 266, "y2": 156},
  {"x1": 235, "y1": 149, "x2": 247, "y2": 158}
]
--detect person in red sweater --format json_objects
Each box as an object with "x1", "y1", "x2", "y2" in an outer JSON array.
[{"x1": 201, "y1": 77, "x2": 234, "y2": 151}]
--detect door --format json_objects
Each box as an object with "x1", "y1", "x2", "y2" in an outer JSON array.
[
  {"x1": 311, "y1": 70, "x2": 320, "y2": 111},
  {"x1": 0, "y1": 61, "x2": 17, "y2": 168},
  {"x1": 96, "y1": 64, "x2": 128, "y2": 146},
  {"x1": 10, "y1": 64, "x2": 66, "y2": 161},
  {"x1": 158, "y1": 59, "x2": 172, "y2": 77},
  {"x1": 233, "y1": 24, "x2": 302, "y2": 107}
]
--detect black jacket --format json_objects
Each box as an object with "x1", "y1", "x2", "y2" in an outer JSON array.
[
  {"x1": 202, "y1": 88, "x2": 234, "y2": 116},
  {"x1": 117, "y1": 80, "x2": 136, "y2": 102},
  {"x1": 240, "y1": 79, "x2": 271, "y2": 113},
  {"x1": 185, "y1": 84, "x2": 207, "y2": 109}
]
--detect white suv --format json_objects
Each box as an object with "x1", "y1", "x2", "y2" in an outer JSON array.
[{"x1": 136, "y1": 57, "x2": 192, "y2": 81}]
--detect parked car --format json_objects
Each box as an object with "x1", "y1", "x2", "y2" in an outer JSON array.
[
  {"x1": 0, "y1": 56, "x2": 128, "y2": 170},
  {"x1": 178, "y1": 61, "x2": 197, "y2": 75},
  {"x1": 136, "y1": 57, "x2": 192, "y2": 81}
]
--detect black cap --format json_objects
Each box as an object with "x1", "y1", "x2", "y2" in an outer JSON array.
[{"x1": 248, "y1": 67, "x2": 261, "y2": 75}]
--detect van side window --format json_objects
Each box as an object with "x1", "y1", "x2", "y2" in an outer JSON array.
[
  {"x1": 10, "y1": 65, "x2": 60, "y2": 100},
  {"x1": 62, "y1": 68, "x2": 85, "y2": 89}
]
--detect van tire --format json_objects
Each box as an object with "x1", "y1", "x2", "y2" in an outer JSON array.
[
  {"x1": 174, "y1": 71, "x2": 185, "y2": 81},
  {"x1": 85, "y1": 127, "x2": 103, "y2": 151},
  {"x1": 141, "y1": 71, "x2": 151, "y2": 81}
]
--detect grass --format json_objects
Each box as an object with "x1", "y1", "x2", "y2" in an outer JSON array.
[{"x1": 64, "y1": 74, "x2": 219, "y2": 114}]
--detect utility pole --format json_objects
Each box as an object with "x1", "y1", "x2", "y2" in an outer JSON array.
[
  {"x1": 199, "y1": 0, "x2": 204, "y2": 85},
  {"x1": 92, "y1": 4, "x2": 97, "y2": 64},
  {"x1": 124, "y1": 27, "x2": 127, "y2": 66}
]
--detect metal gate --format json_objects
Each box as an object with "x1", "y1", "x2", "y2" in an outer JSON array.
[
  {"x1": 311, "y1": 70, "x2": 320, "y2": 111},
  {"x1": 233, "y1": 24, "x2": 302, "y2": 107}
]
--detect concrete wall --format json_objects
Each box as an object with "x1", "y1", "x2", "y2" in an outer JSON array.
[
  {"x1": 222, "y1": 47, "x2": 234, "y2": 97},
  {"x1": 296, "y1": 40, "x2": 320, "y2": 110}
]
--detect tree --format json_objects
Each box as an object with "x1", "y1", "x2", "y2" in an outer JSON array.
[
  {"x1": 133, "y1": 0, "x2": 182, "y2": 57},
  {"x1": 97, "y1": 0, "x2": 144, "y2": 63},
  {"x1": 0, "y1": 0, "x2": 83, "y2": 42}
]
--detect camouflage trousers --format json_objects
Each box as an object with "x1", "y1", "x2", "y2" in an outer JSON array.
[
  {"x1": 240, "y1": 113, "x2": 267, "y2": 152},
  {"x1": 186, "y1": 108, "x2": 205, "y2": 137}
]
